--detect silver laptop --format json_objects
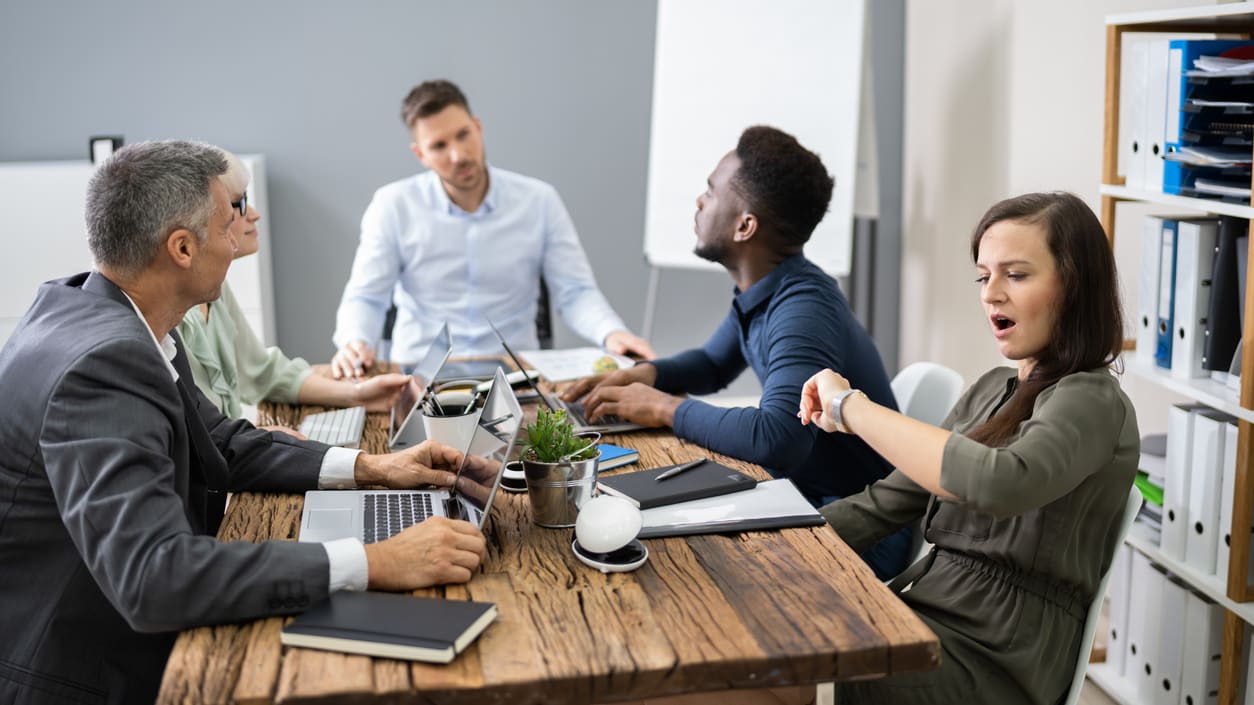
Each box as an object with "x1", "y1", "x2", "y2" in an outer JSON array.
[
  {"x1": 487, "y1": 319, "x2": 645, "y2": 434},
  {"x1": 299, "y1": 367, "x2": 523, "y2": 543},
  {"x1": 388, "y1": 323, "x2": 454, "y2": 450}
]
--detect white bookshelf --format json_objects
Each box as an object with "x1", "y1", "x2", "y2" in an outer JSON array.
[
  {"x1": 1097, "y1": 4, "x2": 1254, "y2": 704},
  {"x1": 1100, "y1": 184, "x2": 1254, "y2": 220},
  {"x1": 1124, "y1": 524, "x2": 1254, "y2": 625},
  {"x1": 1108, "y1": 2, "x2": 1254, "y2": 30},
  {"x1": 1085, "y1": 662, "x2": 1145, "y2": 705},
  {"x1": 1127, "y1": 361, "x2": 1251, "y2": 423}
]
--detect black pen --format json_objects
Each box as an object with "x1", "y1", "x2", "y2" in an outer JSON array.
[{"x1": 655, "y1": 457, "x2": 709, "y2": 482}]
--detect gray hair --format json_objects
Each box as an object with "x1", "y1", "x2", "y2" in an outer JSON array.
[{"x1": 86, "y1": 140, "x2": 228, "y2": 275}]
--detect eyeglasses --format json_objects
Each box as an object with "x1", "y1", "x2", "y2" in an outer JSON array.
[{"x1": 230, "y1": 193, "x2": 248, "y2": 217}]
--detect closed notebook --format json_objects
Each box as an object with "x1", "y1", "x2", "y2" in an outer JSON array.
[
  {"x1": 597, "y1": 460, "x2": 756, "y2": 509},
  {"x1": 638, "y1": 478, "x2": 825, "y2": 538},
  {"x1": 597, "y1": 443, "x2": 640, "y2": 471},
  {"x1": 280, "y1": 591, "x2": 497, "y2": 664}
]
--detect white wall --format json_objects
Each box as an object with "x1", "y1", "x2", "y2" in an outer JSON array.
[{"x1": 901, "y1": 0, "x2": 1218, "y2": 433}]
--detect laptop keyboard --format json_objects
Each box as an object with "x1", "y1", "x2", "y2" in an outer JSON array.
[
  {"x1": 298, "y1": 406, "x2": 367, "y2": 448},
  {"x1": 361, "y1": 493, "x2": 434, "y2": 544},
  {"x1": 566, "y1": 400, "x2": 627, "y2": 427}
]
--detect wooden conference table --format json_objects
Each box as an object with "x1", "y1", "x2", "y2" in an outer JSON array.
[{"x1": 158, "y1": 367, "x2": 939, "y2": 704}]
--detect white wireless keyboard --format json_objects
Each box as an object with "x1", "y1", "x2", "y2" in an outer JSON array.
[{"x1": 298, "y1": 406, "x2": 367, "y2": 448}]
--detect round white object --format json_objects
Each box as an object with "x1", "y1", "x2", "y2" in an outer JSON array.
[{"x1": 574, "y1": 495, "x2": 643, "y2": 553}]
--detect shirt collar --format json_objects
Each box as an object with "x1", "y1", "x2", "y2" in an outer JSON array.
[
  {"x1": 434, "y1": 164, "x2": 498, "y2": 217},
  {"x1": 733, "y1": 254, "x2": 809, "y2": 315},
  {"x1": 119, "y1": 290, "x2": 180, "y2": 381}
]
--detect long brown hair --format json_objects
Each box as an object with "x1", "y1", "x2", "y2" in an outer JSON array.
[{"x1": 966, "y1": 192, "x2": 1123, "y2": 446}]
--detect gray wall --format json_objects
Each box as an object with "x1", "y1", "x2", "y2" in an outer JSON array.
[{"x1": 1, "y1": 1, "x2": 900, "y2": 399}]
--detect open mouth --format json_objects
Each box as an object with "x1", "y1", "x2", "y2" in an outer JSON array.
[{"x1": 992, "y1": 314, "x2": 1016, "y2": 332}]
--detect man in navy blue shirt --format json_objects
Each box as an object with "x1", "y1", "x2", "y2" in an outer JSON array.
[{"x1": 563, "y1": 126, "x2": 908, "y2": 578}]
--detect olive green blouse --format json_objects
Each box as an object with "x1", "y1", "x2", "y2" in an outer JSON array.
[
  {"x1": 176, "y1": 282, "x2": 312, "y2": 418},
  {"x1": 824, "y1": 367, "x2": 1139, "y2": 705}
]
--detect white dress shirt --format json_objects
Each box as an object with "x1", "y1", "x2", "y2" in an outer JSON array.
[
  {"x1": 124, "y1": 291, "x2": 369, "y2": 592},
  {"x1": 333, "y1": 166, "x2": 627, "y2": 361}
]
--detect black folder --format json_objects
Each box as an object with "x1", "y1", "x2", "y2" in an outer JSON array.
[{"x1": 1203, "y1": 217, "x2": 1248, "y2": 372}]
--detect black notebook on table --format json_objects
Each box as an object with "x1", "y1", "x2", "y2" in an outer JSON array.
[
  {"x1": 597, "y1": 460, "x2": 757, "y2": 509},
  {"x1": 280, "y1": 591, "x2": 497, "y2": 663}
]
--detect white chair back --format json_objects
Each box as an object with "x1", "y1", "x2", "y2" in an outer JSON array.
[
  {"x1": 890, "y1": 362, "x2": 965, "y2": 426},
  {"x1": 890, "y1": 362, "x2": 965, "y2": 566},
  {"x1": 1064, "y1": 485, "x2": 1144, "y2": 705}
]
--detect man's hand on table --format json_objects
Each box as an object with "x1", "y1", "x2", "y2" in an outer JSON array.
[
  {"x1": 560, "y1": 362, "x2": 658, "y2": 402},
  {"x1": 331, "y1": 340, "x2": 375, "y2": 379},
  {"x1": 364, "y1": 517, "x2": 486, "y2": 590},
  {"x1": 580, "y1": 382, "x2": 682, "y2": 428},
  {"x1": 353, "y1": 440, "x2": 486, "y2": 589},
  {"x1": 558, "y1": 363, "x2": 679, "y2": 427},
  {"x1": 353, "y1": 440, "x2": 463, "y2": 489}
]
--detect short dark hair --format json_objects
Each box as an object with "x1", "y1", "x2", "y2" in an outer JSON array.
[
  {"x1": 400, "y1": 80, "x2": 471, "y2": 130},
  {"x1": 86, "y1": 140, "x2": 227, "y2": 275},
  {"x1": 731, "y1": 125, "x2": 834, "y2": 249},
  {"x1": 966, "y1": 192, "x2": 1124, "y2": 446}
]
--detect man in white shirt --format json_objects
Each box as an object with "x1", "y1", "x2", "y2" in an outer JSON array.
[
  {"x1": 331, "y1": 80, "x2": 653, "y2": 378},
  {"x1": 0, "y1": 141, "x2": 485, "y2": 704}
]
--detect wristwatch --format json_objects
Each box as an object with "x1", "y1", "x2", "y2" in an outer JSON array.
[{"x1": 827, "y1": 388, "x2": 867, "y2": 433}]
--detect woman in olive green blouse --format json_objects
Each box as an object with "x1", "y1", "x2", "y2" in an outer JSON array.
[
  {"x1": 178, "y1": 152, "x2": 410, "y2": 434},
  {"x1": 799, "y1": 192, "x2": 1139, "y2": 704}
]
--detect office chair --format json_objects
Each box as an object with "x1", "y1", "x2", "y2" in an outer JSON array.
[
  {"x1": 1063, "y1": 485, "x2": 1143, "y2": 705},
  {"x1": 378, "y1": 277, "x2": 554, "y2": 358},
  {"x1": 891, "y1": 362, "x2": 966, "y2": 428},
  {"x1": 890, "y1": 362, "x2": 966, "y2": 564},
  {"x1": 535, "y1": 276, "x2": 554, "y2": 350}
]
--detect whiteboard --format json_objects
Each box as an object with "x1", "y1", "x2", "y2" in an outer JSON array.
[
  {"x1": 0, "y1": 154, "x2": 275, "y2": 346},
  {"x1": 643, "y1": 0, "x2": 866, "y2": 276}
]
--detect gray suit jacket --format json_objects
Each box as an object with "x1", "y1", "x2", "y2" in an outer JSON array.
[{"x1": 0, "y1": 272, "x2": 333, "y2": 704}]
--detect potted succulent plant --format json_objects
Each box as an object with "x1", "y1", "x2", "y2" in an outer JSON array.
[{"x1": 520, "y1": 408, "x2": 600, "y2": 527}]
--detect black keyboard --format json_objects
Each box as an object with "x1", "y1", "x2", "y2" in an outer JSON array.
[{"x1": 361, "y1": 493, "x2": 433, "y2": 544}]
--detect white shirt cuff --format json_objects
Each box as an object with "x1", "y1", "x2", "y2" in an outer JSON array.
[
  {"x1": 323, "y1": 538, "x2": 369, "y2": 592},
  {"x1": 318, "y1": 447, "x2": 362, "y2": 489}
]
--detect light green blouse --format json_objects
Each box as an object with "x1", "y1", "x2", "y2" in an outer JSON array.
[{"x1": 176, "y1": 282, "x2": 312, "y2": 418}]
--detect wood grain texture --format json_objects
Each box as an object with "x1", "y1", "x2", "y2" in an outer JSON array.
[{"x1": 159, "y1": 400, "x2": 937, "y2": 704}]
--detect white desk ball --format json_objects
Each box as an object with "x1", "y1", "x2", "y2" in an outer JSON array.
[{"x1": 575, "y1": 495, "x2": 643, "y2": 553}]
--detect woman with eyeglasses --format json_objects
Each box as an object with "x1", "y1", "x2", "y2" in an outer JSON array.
[{"x1": 177, "y1": 151, "x2": 410, "y2": 436}]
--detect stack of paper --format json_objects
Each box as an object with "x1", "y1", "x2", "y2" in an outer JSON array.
[
  {"x1": 1163, "y1": 145, "x2": 1252, "y2": 167},
  {"x1": 517, "y1": 348, "x2": 635, "y2": 382},
  {"x1": 1188, "y1": 55, "x2": 1254, "y2": 77}
]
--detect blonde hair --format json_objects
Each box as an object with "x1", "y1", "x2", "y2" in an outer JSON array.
[{"x1": 220, "y1": 150, "x2": 251, "y2": 196}]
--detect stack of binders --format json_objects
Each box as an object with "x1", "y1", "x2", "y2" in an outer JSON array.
[
  {"x1": 1121, "y1": 38, "x2": 1254, "y2": 195},
  {"x1": 1137, "y1": 214, "x2": 1248, "y2": 385}
]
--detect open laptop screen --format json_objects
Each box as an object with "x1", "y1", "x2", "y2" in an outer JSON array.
[
  {"x1": 448, "y1": 367, "x2": 523, "y2": 528},
  {"x1": 389, "y1": 323, "x2": 453, "y2": 444}
]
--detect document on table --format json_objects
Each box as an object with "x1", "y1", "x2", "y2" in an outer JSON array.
[{"x1": 517, "y1": 347, "x2": 634, "y2": 382}]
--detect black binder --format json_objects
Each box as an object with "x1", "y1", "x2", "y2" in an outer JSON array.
[{"x1": 1203, "y1": 217, "x2": 1248, "y2": 371}]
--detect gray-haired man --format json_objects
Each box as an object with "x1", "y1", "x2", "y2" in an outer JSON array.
[{"x1": 0, "y1": 140, "x2": 485, "y2": 704}]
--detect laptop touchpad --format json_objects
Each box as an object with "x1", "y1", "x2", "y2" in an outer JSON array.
[{"x1": 308, "y1": 509, "x2": 354, "y2": 534}]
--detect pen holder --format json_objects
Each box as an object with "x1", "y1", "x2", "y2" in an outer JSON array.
[{"x1": 521, "y1": 434, "x2": 601, "y2": 528}]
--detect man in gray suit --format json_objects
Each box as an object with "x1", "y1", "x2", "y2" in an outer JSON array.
[{"x1": 0, "y1": 141, "x2": 487, "y2": 704}]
